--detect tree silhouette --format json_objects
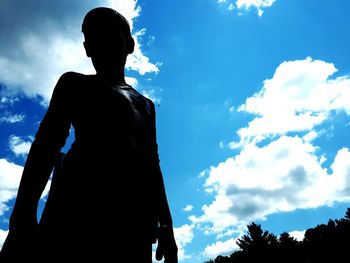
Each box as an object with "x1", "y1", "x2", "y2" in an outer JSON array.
[
  {"x1": 276, "y1": 231, "x2": 303, "y2": 262},
  {"x1": 204, "y1": 207, "x2": 350, "y2": 263},
  {"x1": 304, "y1": 208, "x2": 350, "y2": 262},
  {"x1": 345, "y1": 207, "x2": 350, "y2": 220},
  {"x1": 236, "y1": 222, "x2": 278, "y2": 262}
]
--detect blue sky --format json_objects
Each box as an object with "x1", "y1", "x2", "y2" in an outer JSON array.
[{"x1": 1, "y1": 0, "x2": 350, "y2": 262}]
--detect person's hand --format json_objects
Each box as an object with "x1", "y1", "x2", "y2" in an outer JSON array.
[{"x1": 155, "y1": 225, "x2": 178, "y2": 263}]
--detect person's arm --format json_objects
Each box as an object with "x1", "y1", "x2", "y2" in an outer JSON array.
[
  {"x1": 148, "y1": 101, "x2": 178, "y2": 263},
  {"x1": 9, "y1": 73, "x2": 72, "y2": 232},
  {"x1": 152, "y1": 157, "x2": 173, "y2": 227},
  {"x1": 148, "y1": 101, "x2": 173, "y2": 226}
]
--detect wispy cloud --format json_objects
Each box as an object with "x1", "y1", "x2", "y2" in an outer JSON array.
[
  {"x1": 0, "y1": 112, "x2": 25, "y2": 124},
  {"x1": 141, "y1": 88, "x2": 162, "y2": 106},
  {"x1": 183, "y1": 205, "x2": 194, "y2": 212},
  {"x1": 0, "y1": 96, "x2": 20, "y2": 108},
  {"x1": 217, "y1": 0, "x2": 277, "y2": 16}
]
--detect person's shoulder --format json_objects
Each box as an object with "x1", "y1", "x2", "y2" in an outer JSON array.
[
  {"x1": 58, "y1": 71, "x2": 91, "y2": 83},
  {"x1": 127, "y1": 85, "x2": 155, "y2": 111},
  {"x1": 53, "y1": 72, "x2": 93, "y2": 99}
]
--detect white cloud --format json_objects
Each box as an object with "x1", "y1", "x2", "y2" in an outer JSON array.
[
  {"x1": 0, "y1": 0, "x2": 159, "y2": 103},
  {"x1": 107, "y1": 0, "x2": 141, "y2": 31},
  {"x1": 141, "y1": 88, "x2": 162, "y2": 106},
  {"x1": 288, "y1": 230, "x2": 305, "y2": 241},
  {"x1": 232, "y1": 57, "x2": 350, "y2": 147},
  {"x1": 125, "y1": 76, "x2": 138, "y2": 87},
  {"x1": 236, "y1": 0, "x2": 276, "y2": 16},
  {"x1": 127, "y1": 29, "x2": 160, "y2": 75},
  {"x1": 0, "y1": 159, "x2": 23, "y2": 216},
  {"x1": 199, "y1": 170, "x2": 208, "y2": 178},
  {"x1": 204, "y1": 237, "x2": 240, "y2": 258},
  {"x1": 0, "y1": 157, "x2": 51, "y2": 223},
  {"x1": 0, "y1": 112, "x2": 25, "y2": 124},
  {"x1": 192, "y1": 135, "x2": 350, "y2": 236},
  {"x1": 0, "y1": 92, "x2": 20, "y2": 109},
  {"x1": 183, "y1": 205, "x2": 194, "y2": 212},
  {"x1": 218, "y1": 0, "x2": 276, "y2": 16},
  {"x1": 302, "y1": 130, "x2": 318, "y2": 143},
  {"x1": 174, "y1": 224, "x2": 195, "y2": 261},
  {"x1": 0, "y1": 229, "x2": 9, "y2": 249},
  {"x1": 9, "y1": 135, "x2": 32, "y2": 157}
]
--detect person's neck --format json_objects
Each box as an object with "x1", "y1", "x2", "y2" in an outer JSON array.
[{"x1": 96, "y1": 71, "x2": 126, "y2": 85}]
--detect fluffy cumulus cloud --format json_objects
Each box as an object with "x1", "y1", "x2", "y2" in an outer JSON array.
[
  {"x1": 204, "y1": 238, "x2": 240, "y2": 259},
  {"x1": 192, "y1": 57, "x2": 350, "y2": 258},
  {"x1": 9, "y1": 135, "x2": 32, "y2": 157},
  {"x1": 218, "y1": 0, "x2": 277, "y2": 16},
  {"x1": 236, "y1": 0, "x2": 276, "y2": 16},
  {"x1": 195, "y1": 136, "x2": 350, "y2": 235},
  {"x1": 232, "y1": 57, "x2": 350, "y2": 147},
  {"x1": 174, "y1": 224, "x2": 195, "y2": 261},
  {"x1": 0, "y1": 159, "x2": 23, "y2": 216},
  {"x1": 0, "y1": 0, "x2": 159, "y2": 103}
]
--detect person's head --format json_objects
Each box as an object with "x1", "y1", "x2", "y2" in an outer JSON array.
[{"x1": 82, "y1": 7, "x2": 135, "y2": 76}]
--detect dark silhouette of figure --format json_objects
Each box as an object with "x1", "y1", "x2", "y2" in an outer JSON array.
[{"x1": 0, "y1": 7, "x2": 178, "y2": 262}]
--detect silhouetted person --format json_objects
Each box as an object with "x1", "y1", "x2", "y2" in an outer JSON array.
[{"x1": 0, "y1": 7, "x2": 178, "y2": 263}]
